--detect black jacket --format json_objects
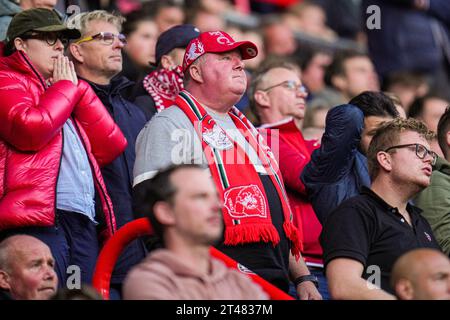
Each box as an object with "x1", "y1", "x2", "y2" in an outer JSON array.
[
  {"x1": 0, "y1": 289, "x2": 12, "y2": 300},
  {"x1": 85, "y1": 75, "x2": 150, "y2": 284},
  {"x1": 301, "y1": 104, "x2": 371, "y2": 224},
  {"x1": 130, "y1": 79, "x2": 158, "y2": 119}
]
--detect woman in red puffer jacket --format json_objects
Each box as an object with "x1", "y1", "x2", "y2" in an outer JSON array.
[{"x1": 0, "y1": 8, "x2": 127, "y2": 285}]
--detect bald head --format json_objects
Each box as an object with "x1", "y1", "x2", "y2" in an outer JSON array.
[
  {"x1": 391, "y1": 249, "x2": 450, "y2": 300},
  {"x1": 0, "y1": 235, "x2": 57, "y2": 300},
  {"x1": 1, "y1": 235, "x2": 40, "y2": 270}
]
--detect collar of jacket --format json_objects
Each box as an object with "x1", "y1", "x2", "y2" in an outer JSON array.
[
  {"x1": 80, "y1": 75, "x2": 136, "y2": 115},
  {"x1": 80, "y1": 75, "x2": 134, "y2": 97},
  {"x1": 360, "y1": 185, "x2": 422, "y2": 216},
  {"x1": 0, "y1": 47, "x2": 48, "y2": 89}
]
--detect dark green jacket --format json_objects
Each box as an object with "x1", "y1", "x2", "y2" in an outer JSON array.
[{"x1": 415, "y1": 157, "x2": 450, "y2": 255}]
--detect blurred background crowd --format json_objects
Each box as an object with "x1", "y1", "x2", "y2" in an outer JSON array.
[
  {"x1": 0, "y1": 0, "x2": 449, "y2": 301},
  {"x1": 2, "y1": 0, "x2": 447, "y2": 141}
]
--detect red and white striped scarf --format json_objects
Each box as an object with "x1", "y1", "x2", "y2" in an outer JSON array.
[
  {"x1": 175, "y1": 90, "x2": 302, "y2": 258},
  {"x1": 143, "y1": 66, "x2": 184, "y2": 112}
]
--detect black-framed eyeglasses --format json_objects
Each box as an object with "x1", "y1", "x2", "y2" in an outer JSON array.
[
  {"x1": 261, "y1": 80, "x2": 308, "y2": 95},
  {"x1": 21, "y1": 32, "x2": 69, "y2": 47},
  {"x1": 384, "y1": 143, "x2": 438, "y2": 165},
  {"x1": 74, "y1": 32, "x2": 127, "y2": 45}
]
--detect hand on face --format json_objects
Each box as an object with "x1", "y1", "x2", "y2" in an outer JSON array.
[{"x1": 51, "y1": 55, "x2": 78, "y2": 86}]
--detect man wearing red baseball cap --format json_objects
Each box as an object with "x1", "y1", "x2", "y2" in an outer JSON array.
[{"x1": 133, "y1": 31, "x2": 322, "y2": 300}]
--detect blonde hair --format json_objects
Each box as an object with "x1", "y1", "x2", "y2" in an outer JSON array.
[{"x1": 67, "y1": 10, "x2": 125, "y2": 38}]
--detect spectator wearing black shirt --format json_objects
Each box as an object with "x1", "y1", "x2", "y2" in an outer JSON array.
[{"x1": 321, "y1": 118, "x2": 441, "y2": 299}]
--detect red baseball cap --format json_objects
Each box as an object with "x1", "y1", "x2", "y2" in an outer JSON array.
[{"x1": 182, "y1": 30, "x2": 258, "y2": 72}]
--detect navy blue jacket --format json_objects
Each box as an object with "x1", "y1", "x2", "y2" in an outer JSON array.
[
  {"x1": 301, "y1": 104, "x2": 371, "y2": 225},
  {"x1": 363, "y1": 0, "x2": 450, "y2": 79},
  {"x1": 87, "y1": 76, "x2": 150, "y2": 284}
]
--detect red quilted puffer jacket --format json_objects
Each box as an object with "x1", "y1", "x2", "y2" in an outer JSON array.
[{"x1": 0, "y1": 49, "x2": 127, "y2": 241}]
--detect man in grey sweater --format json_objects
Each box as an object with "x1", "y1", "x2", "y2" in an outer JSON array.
[{"x1": 133, "y1": 30, "x2": 321, "y2": 299}]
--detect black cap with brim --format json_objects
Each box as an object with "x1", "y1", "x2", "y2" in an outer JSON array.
[
  {"x1": 6, "y1": 8, "x2": 80, "y2": 43},
  {"x1": 152, "y1": 24, "x2": 200, "y2": 67}
]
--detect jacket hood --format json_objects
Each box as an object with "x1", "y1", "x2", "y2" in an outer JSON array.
[{"x1": 0, "y1": 0, "x2": 21, "y2": 17}]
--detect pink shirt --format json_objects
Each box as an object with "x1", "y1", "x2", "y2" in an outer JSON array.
[{"x1": 123, "y1": 249, "x2": 269, "y2": 300}]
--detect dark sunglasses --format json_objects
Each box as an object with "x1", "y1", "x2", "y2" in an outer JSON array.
[{"x1": 21, "y1": 31, "x2": 69, "y2": 47}]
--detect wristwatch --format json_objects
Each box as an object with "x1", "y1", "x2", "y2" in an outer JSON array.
[{"x1": 294, "y1": 274, "x2": 319, "y2": 289}]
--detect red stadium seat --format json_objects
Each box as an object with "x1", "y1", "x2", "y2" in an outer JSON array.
[{"x1": 92, "y1": 218, "x2": 294, "y2": 300}]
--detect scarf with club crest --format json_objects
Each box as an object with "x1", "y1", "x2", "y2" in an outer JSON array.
[{"x1": 175, "y1": 90, "x2": 302, "y2": 258}]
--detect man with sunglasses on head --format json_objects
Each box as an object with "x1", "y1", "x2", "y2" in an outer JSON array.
[
  {"x1": 249, "y1": 61, "x2": 326, "y2": 299},
  {"x1": 321, "y1": 118, "x2": 442, "y2": 299},
  {"x1": 67, "y1": 10, "x2": 151, "y2": 298},
  {"x1": 0, "y1": 8, "x2": 127, "y2": 287}
]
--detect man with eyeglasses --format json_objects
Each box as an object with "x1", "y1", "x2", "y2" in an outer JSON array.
[
  {"x1": 415, "y1": 107, "x2": 450, "y2": 256},
  {"x1": 0, "y1": 8, "x2": 127, "y2": 287},
  {"x1": 249, "y1": 61, "x2": 325, "y2": 299},
  {"x1": 67, "y1": 10, "x2": 151, "y2": 298},
  {"x1": 321, "y1": 118, "x2": 441, "y2": 299},
  {"x1": 250, "y1": 62, "x2": 308, "y2": 129}
]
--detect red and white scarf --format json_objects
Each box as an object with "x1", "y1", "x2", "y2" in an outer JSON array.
[
  {"x1": 143, "y1": 66, "x2": 184, "y2": 112},
  {"x1": 175, "y1": 90, "x2": 302, "y2": 258}
]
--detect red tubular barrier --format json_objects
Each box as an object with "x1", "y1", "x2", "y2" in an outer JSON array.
[
  {"x1": 209, "y1": 247, "x2": 294, "y2": 300},
  {"x1": 92, "y1": 218, "x2": 154, "y2": 299},
  {"x1": 92, "y1": 218, "x2": 294, "y2": 300}
]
